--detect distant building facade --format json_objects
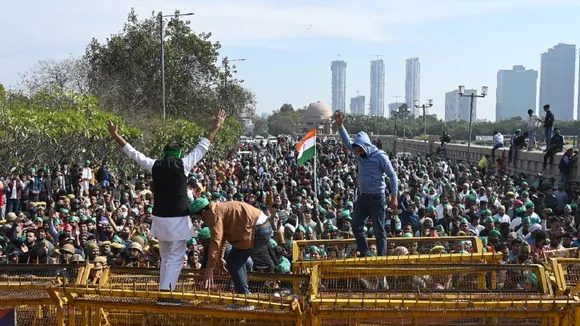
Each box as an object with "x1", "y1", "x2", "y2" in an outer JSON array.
[
  {"x1": 298, "y1": 101, "x2": 334, "y2": 134},
  {"x1": 369, "y1": 59, "x2": 385, "y2": 116},
  {"x1": 445, "y1": 89, "x2": 477, "y2": 121},
  {"x1": 405, "y1": 57, "x2": 421, "y2": 117},
  {"x1": 350, "y1": 95, "x2": 366, "y2": 115},
  {"x1": 496, "y1": 65, "x2": 538, "y2": 121},
  {"x1": 539, "y1": 43, "x2": 576, "y2": 120},
  {"x1": 331, "y1": 60, "x2": 347, "y2": 112}
]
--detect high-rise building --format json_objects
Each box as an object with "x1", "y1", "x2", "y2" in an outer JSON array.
[
  {"x1": 350, "y1": 95, "x2": 366, "y2": 115},
  {"x1": 539, "y1": 43, "x2": 576, "y2": 121},
  {"x1": 577, "y1": 52, "x2": 580, "y2": 119},
  {"x1": 445, "y1": 89, "x2": 477, "y2": 121},
  {"x1": 388, "y1": 102, "x2": 404, "y2": 118},
  {"x1": 369, "y1": 59, "x2": 385, "y2": 116},
  {"x1": 331, "y1": 60, "x2": 347, "y2": 112},
  {"x1": 496, "y1": 65, "x2": 538, "y2": 121},
  {"x1": 405, "y1": 57, "x2": 421, "y2": 117}
]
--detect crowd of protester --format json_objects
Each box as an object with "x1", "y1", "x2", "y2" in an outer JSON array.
[{"x1": 0, "y1": 126, "x2": 579, "y2": 278}]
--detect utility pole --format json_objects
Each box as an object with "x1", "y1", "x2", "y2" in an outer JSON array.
[
  {"x1": 159, "y1": 11, "x2": 194, "y2": 121},
  {"x1": 414, "y1": 99, "x2": 434, "y2": 155},
  {"x1": 458, "y1": 85, "x2": 488, "y2": 163}
]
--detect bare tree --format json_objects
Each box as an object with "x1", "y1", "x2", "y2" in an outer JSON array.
[{"x1": 19, "y1": 56, "x2": 90, "y2": 95}]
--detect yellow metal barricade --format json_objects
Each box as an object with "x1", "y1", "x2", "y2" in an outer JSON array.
[
  {"x1": 544, "y1": 248, "x2": 579, "y2": 261},
  {"x1": 309, "y1": 263, "x2": 576, "y2": 326},
  {"x1": 63, "y1": 266, "x2": 305, "y2": 326},
  {"x1": 292, "y1": 236, "x2": 484, "y2": 263},
  {"x1": 0, "y1": 264, "x2": 89, "y2": 326},
  {"x1": 293, "y1": 252, "x2": 503, "y2": 274}
]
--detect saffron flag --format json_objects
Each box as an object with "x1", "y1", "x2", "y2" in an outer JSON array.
[{"x1": 296, "y1": 129, "x2": 316, "y2": 165}]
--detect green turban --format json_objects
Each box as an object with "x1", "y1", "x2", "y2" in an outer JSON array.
[
  {"x1": 197, "y1": 227, "x2": 211, "y2": 240},
  {"x1": 489, "y1": 230, "x2": 501, "y2": 238},
  {"x1": 190, "y1": 197, "x2": 210, "y2": 214},
  {"x1": 187, "y1": 238, "x2": 197, "y2": 246},
  {"x1": 522, "y1": 216, "x2": 531, "y2": 224},
  {"x1": 525, "y1": 202, "x2": 534, "y2": 209}
]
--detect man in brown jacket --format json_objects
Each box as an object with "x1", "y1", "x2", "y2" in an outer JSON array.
[{"x1": 190, "y1": 197, "x2": 272, "y2": 298}]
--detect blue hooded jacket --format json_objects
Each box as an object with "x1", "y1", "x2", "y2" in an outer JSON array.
[{"x1": 339, "y1": 127, "x2": 398, "y2": 195}]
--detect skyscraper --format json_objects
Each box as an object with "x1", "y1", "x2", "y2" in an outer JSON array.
[
  {"x1": 331, "y1": 60, "x2": 347, "y2": 112},
  {"x1": 350, "y1": 95, "x2": 366, "y2": 115},
  {"x1": 369, "y1": 59, "x2": 385, "y2": 116},
  {"x1": 445, "y1": 89, "x2": 477, "y2": 121},
  {"x1": 539, "y1": 43, "x2": 576, "y2": 121},
  {"x1": 496, "y1": 65, "x2": 538, "y2": 121},
  {"x1": 405, "y1": 57, "x2": 421, "y2": 117}
]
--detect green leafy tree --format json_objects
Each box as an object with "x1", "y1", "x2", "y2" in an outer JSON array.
[
  {"x1": 85, "y1": 9, "x2": 254, "y2": 122},
  {"x1": 0, "y1": 89, "x2": 140, "y2": 174},
  {"x1": 145, "y1": 116, "x2": 243, "y2": 160},
  {"x1": 251, "y1": 115, "x2": 269, "y2": 136},
  {"x1": 267, "y1": 104, "x2": 303, "y2": 136}
]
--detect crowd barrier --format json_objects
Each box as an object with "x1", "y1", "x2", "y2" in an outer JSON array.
[
  {"x1": 291, "y1": 236, "x2": 487, "y2": 274},
  {"x1": 3, "y1": 243, "x2": 580, "y2": 325},
  {"x1": 291, "y1": 236, "x2": 484, "y2": 261}
]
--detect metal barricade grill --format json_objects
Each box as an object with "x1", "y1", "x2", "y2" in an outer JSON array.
[
  {"x1": 292, "y1": 236, "x2": 485, "y2": 264},
  {"x1": 4, "y1": 248, "x2": 580, "y2": 325},
  {"x1": 316, "y1": 264, "x2": 550, "y2": 295},
  {"x1": 0, "y1": 264, "x2": 83, "y2": 326},
  {"x1": 60, "y1": 267, "x2": 305, "y2": 326}
]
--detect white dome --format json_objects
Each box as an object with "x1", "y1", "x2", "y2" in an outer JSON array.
[{"x1": 304, "y1": 101, "x2": 332, "y2": 122}]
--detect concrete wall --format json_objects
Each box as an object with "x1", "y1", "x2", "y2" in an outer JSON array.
[{"x1": 358, "y1": 135, "x2": 578, "y2": 181}]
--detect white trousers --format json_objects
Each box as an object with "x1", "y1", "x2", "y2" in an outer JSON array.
[
  {"x1": 158, "y1": 240, "x2": 187, "y2": 290},
  {"x1": 80, "y1": 180, "x2": 90, "y2": 195}
]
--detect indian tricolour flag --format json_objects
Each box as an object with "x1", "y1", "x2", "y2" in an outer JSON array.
[{"x1": 296, "y1": 128, "x2": 316, "y2": 165}]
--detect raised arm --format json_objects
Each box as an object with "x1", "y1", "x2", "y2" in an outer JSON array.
[
  {"x1": 182, "y1": 110, "x2": 226, "y2": 173},
  {"x1": 108, "y1": 120, "x2": 156, "y2": 172},
  {"x1": 334, "y1": 111, "x2": 356, "y2": 154}
]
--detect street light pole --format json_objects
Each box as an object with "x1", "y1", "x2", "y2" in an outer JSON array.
[
  {"x1": 458, "y1": 85, "x2": 488, "y2": 163},
  {"x1": 160, "y1": 11, "x2": 194, "y2": 121},
  {"x1": 414, "y1": 99, "x2": 433, "y2": 155}
]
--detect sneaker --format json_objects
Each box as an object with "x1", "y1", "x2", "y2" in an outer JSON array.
[{"x1": 226, "y1": 304, "x2": 255, "y2": 311}]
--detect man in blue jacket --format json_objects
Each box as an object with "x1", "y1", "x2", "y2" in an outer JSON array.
[{"x1": 334, "y1": 111, "x2": 398, "y2": 257}]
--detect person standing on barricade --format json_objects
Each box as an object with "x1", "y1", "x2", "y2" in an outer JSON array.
[
  {"x1": 107, "y1": 110, "x2": 225, "y2": 305},
  {"x1": 333, "y1": 111, "x2": 398, "y2": 257}
]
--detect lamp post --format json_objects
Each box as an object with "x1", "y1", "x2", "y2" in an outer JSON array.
[
  {"x1": 414, "y1": 99, "x2": 433, "y2": 155},
  {"x1": 160, "y1": 11, "x2": 195, "y2": 121},
  {"x1": 458, "y1": 85, "x2": 488, "y2": 162}
]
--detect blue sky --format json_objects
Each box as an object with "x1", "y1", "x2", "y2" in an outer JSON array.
[{"x1": 1, "y1": 0, "x2": 579, "y2": 121}]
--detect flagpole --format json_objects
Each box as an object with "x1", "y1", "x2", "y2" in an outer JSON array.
[{"x1": 313, "y1": 128, "x2": 318, "y2": 202}]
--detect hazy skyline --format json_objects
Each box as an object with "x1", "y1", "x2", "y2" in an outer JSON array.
[{"x1": 1, "y1": 0, "x2": 580, "y2": 121}]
